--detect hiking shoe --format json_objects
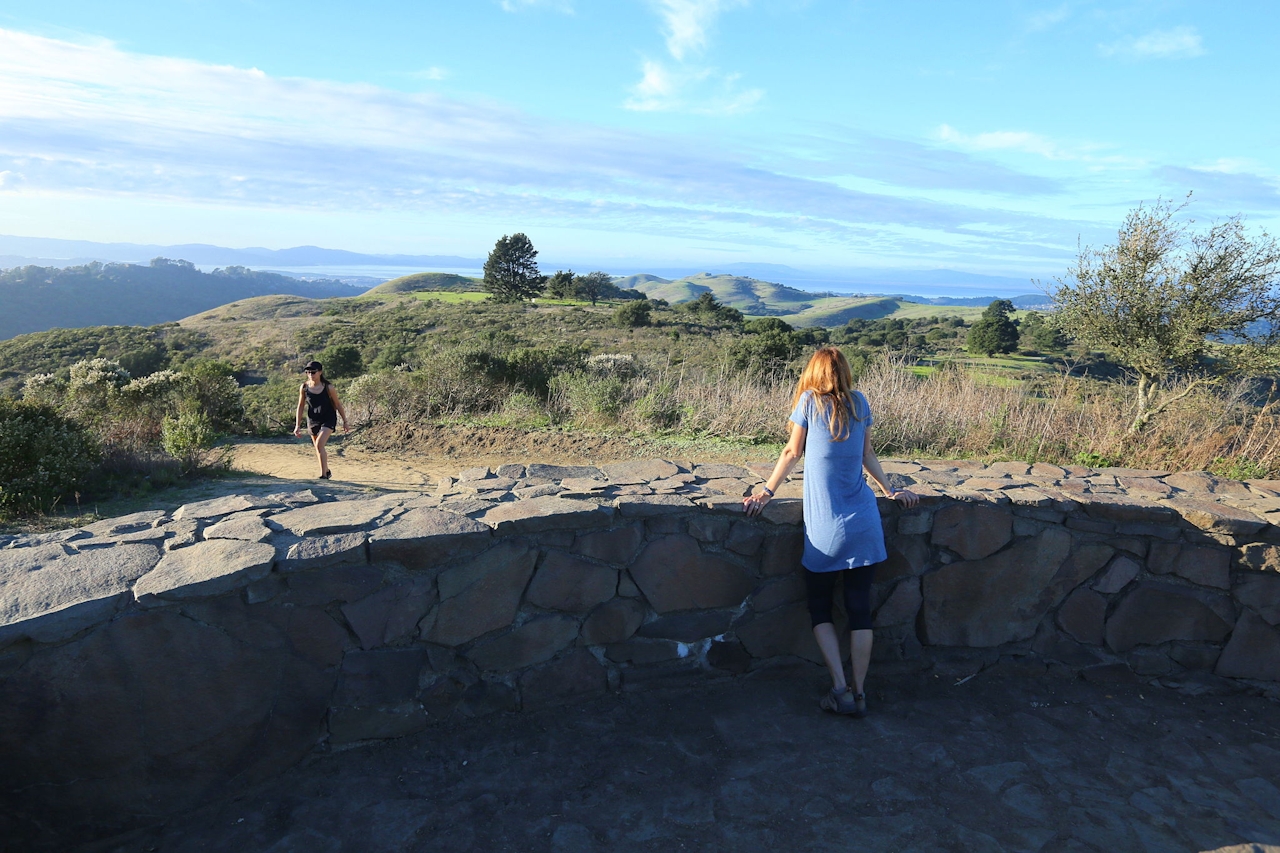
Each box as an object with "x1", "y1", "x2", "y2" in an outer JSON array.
[{"x1": 819, "y1": 687, "x2": 857, "y2": 715}]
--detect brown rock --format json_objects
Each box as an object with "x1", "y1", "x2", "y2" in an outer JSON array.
[
  {"x1": 873, "y1": 578, "x2": 921, "y2": 627},
  {"x1": 1238, "y1": 542, "x2": 1280, "y2": 573},
  {"x1": 629, "y1": 535, "x2": 754, "y2": 613},
  {"x1": 527, "y1": 551, "x2": 618, "y2": 612},
  {"x1": 574, "y1": 523, "x2": 644, "y2": 564},
  {"x1": 759, "y1": 529, "x2": 803, "y2": 577},
  {"x1": 466, "y1": 615, "x2": 579, "y2": 672},
  {"x1": 880, "y1": 535, "x2": 931, "y2": 582},
  {"x1": 1030, "y1": 462, "x2": 1067, "y2": 478},
  {"x1": 426, "y1": 542, "x2": 537, "y2": 646},
  {"x1": 1057, "y1": 588, "x2": 1106, "y2": 645},
  {"x1": 1165, "y1": 498, "x2": 1266, "y2": 536},
  {"x1": 726, "y1": 522, "x2": 766, "y2": 555},
  {"x1": 1118, "y1": 478, "x2": 1174, "y2": 499},
  {"x1": 518, "y1": 649, "x2": 607, "y2": 710},
  {"x1": 1234, "y1": 572, "x2": 1280, "y2": 625},
  {"x1": 1215, "y1": 611, "x2": 1280, "y2": 681},
  {"x1": 1092, "y1": 556, "x2": 1140, "y2": 594},
  {"x1": 750, "y1": 574, "x2": 805, "y2": 612},
  {"x1": 1149, "y1": 544, "x2": 1231, "y2": 589},
  {"x1": 1104, "y1": 581, "x2": 1233, "y2": 653},
  {"x1": 921, "y1": 528, "x2": 1072, "y2": 646},
  {"x1": 341, "y1": 578, "x2": 435, "y2": 650},
  {"x1": 581, "y1": 599, "x2": 646, "y2": 645},
  {"x1": 931, "y1": 503, "x2": 1013, "y2": 560}
]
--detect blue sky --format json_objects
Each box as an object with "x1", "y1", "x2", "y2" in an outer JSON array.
[{"x1": 0, "y1": 1, "x2": 1277, "y2": 278}]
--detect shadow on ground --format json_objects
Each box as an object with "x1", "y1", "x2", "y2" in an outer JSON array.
[{"x1": 75, "y1": 663, "x2": 1280, "y2": 853}]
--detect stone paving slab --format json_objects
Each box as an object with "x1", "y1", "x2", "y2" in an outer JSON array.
[{"x1": 65, "y1": 666, "x2": 1280, "y2": 853}]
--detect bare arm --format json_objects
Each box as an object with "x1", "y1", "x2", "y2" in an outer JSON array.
[
  {"x1": 293, "y1": 385, "x2": 306, "y2": 436},
  {"x1": 743, "y1": 424, "x2": 806, "y2": 516},
  {"x1": 863, "y1": 430, "x2": 919, "y2": 507},
  {"x1": 328, "y1": 384, "x2": 350, "y2": 432}
]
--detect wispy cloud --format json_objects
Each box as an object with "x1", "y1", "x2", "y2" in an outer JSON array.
[
  {"x1": 0, "y1": 28, "x2": 1089, "y2": 266},
  {"x1": 626, "y1": 0, "x2": 761, "y2": 114},
  {"x1": 1156, "y1": 164, "x2": 1280, "y2": 211},
  {"x1": 937, "y1": 124, "x2": 1063, "y2": 159},
  {"x1": 1025, "y1": 4, "x2": 1071, "y2": 33},
  {"x1": 1099, "y1": 26, "x2": 1205, "y2": 60},
  {"x1": 410, "y1": 67, "x2": 449, "y2": 81}
]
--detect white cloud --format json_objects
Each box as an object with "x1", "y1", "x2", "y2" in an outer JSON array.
[
  {"x1": 625, "y1": 59, "x2": 762, "y2": 114},
  {"x1": 1099, "y1": 26, "x2": 1205, "y2": 60},
  {"x1": 628, "y1": 0, "x2": 758, "y2": 114},
  {"x1": 652, "y1": 0, "x2": 744, "y2": 61},
  {"x1": 1026, "y1": 4, "x2": 1070, "y2": 33},
  {"x1": 938, "y1": 124, "x2": 1062, "y2": 159},
  {"x1": 411, "y1": 67, "x2": 449, "y2": 81},
  {"x1": 0, "y1": 28, "x2": 1088, "y2": 263}
]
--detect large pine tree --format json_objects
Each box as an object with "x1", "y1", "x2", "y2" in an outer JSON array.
[{"x1": 482, "y1": 233, "x2": 544, "y2": 302}]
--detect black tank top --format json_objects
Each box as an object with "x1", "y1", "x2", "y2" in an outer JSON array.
[{"x1": 304, "y1": 382, "x2": 337, "y2": 426}]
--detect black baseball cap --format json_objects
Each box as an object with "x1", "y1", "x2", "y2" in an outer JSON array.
[{"x1": 304, "y1": 361, "x2": 323, "y2": 372}]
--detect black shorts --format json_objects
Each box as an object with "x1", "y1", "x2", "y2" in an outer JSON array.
[{"x1": 309, "y1": 421, "x2": 336, "y2": 437}]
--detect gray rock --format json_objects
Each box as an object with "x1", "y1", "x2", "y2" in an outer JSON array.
[
  {"x1": 514, "y1": 484, "x2": 563, "y2": 500},
  {"x1": 1216, "y1": 611, "x2": 1280, "y2": 681},
  {"x1": 342, "y1": 577, "x2": 435, "y2": 649},
  {"x1": 466, "y1": 614, "x2": 579, "y2": 672},
  {"x1": 481, "y1": 496, "x2": 614, "y2": 534},
  {"x1": 1165, "y1": 498, "x2": 1266, "y2": 536},
  {"x1": 368, "y1": 508, "x2": 492, "y2": 569},
  {"x1": 270, "y1": 497, "x2": 401, "y2": 537},
  {"x1": 581, "y1": 598, "x2": 646, "y2": 645},
  {"x1": 873, "y1": 578, "x2": 922, "y2": 627},
  {"x1": 519, "y1": 649, "x2": 607, "y2": 710},
  {"x1": 1105, "y1": 581, "x2": 1233, "y2": 653},
  {"x1": 1235, "y1": 572, "x2": 1280, "y2": 625},
  {"x1": 527, "y1": 551, "x2": 618, "y2": 612},
  {"x1": 931, "y1": 503, "x2": 1013, "y2": 560},
  {"x1": 574, "y1": 523, "x2": 644, "y2": 564},
  {"x1": 134, "y1": 540, "x2": 275, "y2": 605},
  {"x1": 327, "y1": 702, "x2": 428, "y2": 744},
  {"x1": 630, "y1": 534, "x2": 754, "y2": 613},
  {"x1": 615, "y1": 494, "x2": 695, "y2": 516},
  {"x1": 0, "y1": 544, "x2": 162, "y2": 644},
  {"x1": 560, "y1": 477, "x2": 608, "y2": 492},
  {"x1": 496, "y1": 463, "x2": 526, "y2": 479},
  {"x1": 277, "y1": 532, "x2": 368, "y2": 572},
  {"x1": 456, "y1": 466, "x2": 492, "y2": 481},
  {"x1": 264, "y1": 489, "x2": 320, "y2": 506},
  {"x1": 173, "y1": 494, "x2": 273, "y2": 521},
  {"x1": 693, "y1": 463, "x2": 754, "y2": 480},
  {"x1": 426, "y1": 542, "x2": 537, "y2": 646},
  {"x1": 1057, "y1": 587, "x2": 1106, "y2": 645},
  {"x1": 81, "y1": 510, "x2": 168, "y2": 536},
  {"x1": 760, "y1": 498, "x2": 804, "y2": 525},
  {"x1": 527, "y1": 463, "x2": 603, "y2": 480},
  {"x1": 638, "y1": 610, "x2": 733, "y2": 642},
  {"x1": 602, "y1": 459, "x2": 680, "y2": 485},
  {"x1": 922, "y1": 528, "x2": 1073, "y2": 646},
  {"x1": 204, "y1": 512, "x2": 273, "y2": 543},
  {"x1": 334, "y1": 648, "x2": 427, "y2": 705}
]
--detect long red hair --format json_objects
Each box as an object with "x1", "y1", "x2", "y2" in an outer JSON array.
[{"x1": 790, "y1": 346, "x2": 861, "y2": 441}]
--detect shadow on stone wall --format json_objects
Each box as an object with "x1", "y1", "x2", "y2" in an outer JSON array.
[{"x1": 2, "y1": 459, "x2": 1280, "y2": 848}]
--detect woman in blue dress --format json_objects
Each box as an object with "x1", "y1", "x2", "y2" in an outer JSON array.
[{"x1": 744, "y1": 347, "x2": 918, "y2": 716}]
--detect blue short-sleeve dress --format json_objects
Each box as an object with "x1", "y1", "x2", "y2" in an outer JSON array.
[{"x1": 789, "y1": 390, "x2": 887, "y2": 573}]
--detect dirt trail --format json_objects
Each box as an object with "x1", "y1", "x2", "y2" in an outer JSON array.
[{"x1": 231, "y1": 425, "x2": 777, "y2": 491}]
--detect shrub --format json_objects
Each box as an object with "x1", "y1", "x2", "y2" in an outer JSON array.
[
  {"x1": 318, "y1": 344, "x2": 364, "y2": 379},
  {"x1": 0, "y1": 398, "x2": 99, "y2": 517},
  {"x1": 612, "y1": 300, "x2": 652, "y2": 328},
  {"x1": 161, "y1": 410, "x2": 225, "y2": 473},
  {"x1": 549, "y1": 372, "x2": 628, "y2": 425}
]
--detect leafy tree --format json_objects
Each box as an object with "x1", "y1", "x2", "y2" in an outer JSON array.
[
  {"x1": 574, "y1": 271, "x2": 613, "y2": 306},
  {"x1": 676, "y1": 292, "x2": 744, "y2": 327},
  {"x1": 1052, "y1": 199, "x2": 1280, "y2": 432},
  {"x1": 0, "y1": 398, "x2": 99, "y2": 517},
  {"x1": 612, "y1": 300, "x2": 652, "y2": 328},
  {"x1": 319, "y1": 343, "x2": 364, "y2": 379},
  {"x1": 1018, "y1": 311, "x2": 1067, "y2": 353},
  {"x1": 482, "y1": 233, "x2": 544, "y2": 302},
  {"x1": 966, "y1": 299, "x2": 1019, "y2": 357},
  {"x1": 545, "y1": 269, "x2": 577, "y2": 300}
]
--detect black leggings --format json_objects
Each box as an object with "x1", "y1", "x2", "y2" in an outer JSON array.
[{"x1": 804, "y1": 563, "x2": 879, "y2": 631}]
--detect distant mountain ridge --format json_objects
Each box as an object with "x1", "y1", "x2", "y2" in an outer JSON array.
[{"x1": 0, "y1": 260, "x2": 364, "y2": 341}]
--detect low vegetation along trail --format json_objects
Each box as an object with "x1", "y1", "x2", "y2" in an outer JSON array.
[{"x1": 230, "y1": 424, "x2": 775, "y2": 490}]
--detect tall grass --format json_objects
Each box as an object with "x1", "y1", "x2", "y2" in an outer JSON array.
[{"x1": 349, "y1": 352, "x2": 1280, "y2": 475}]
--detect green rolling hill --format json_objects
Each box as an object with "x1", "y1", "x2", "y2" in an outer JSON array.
[{"x1": 363, "y1": 272, "x2": 482, "y2": 295}]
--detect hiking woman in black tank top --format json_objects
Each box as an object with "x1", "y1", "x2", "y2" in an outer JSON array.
[{"x1": 293, "y1": 360, "x2": 349, "y2": 479}]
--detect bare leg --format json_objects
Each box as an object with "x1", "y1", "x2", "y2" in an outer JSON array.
[
  {"x1": 812, "y1": 622, "x2": 847, "y2": 692},
  {"x1": 311, "y1": 427, "x2": 333, "y2": 476},
  {"x1": 850, "y1": 628, "x2": 873, "y2": 695}
]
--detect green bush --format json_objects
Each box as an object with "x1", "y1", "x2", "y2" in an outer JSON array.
[
  {"x1": 318, "y1": 344, "x2": 364, "y2": 379},
  {"x1": 161, "y1": 410, "x2": 223, "y2": 473},
  {"x1": 631, "y1": 381, "x2": 682, "y2": 430},
  {"x1": 0, "y1": 398, "x2": 100, "y2": 517},
  {"x1": 612, "y1": 300, "x2": 652, "y2": 328},
  {"x1": 549, "y1": 372, "x2": 628, "y2": 424}
]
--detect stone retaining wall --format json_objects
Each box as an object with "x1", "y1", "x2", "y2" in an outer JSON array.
[{"x1": 3, "y1": 458, "x2": 1280, "y2": 842}]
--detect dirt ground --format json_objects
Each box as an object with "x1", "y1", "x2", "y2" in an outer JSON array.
[
  {"x1": 73, "y1": 663, "x2": 1280, "y2": 853},
  {"x1": 231, "y1": 425, "x2": 779, "y2": 491}
]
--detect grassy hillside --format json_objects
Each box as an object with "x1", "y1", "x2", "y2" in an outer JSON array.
[
  {"x1": 775, "y1": 296, "x2": 987, "y2": 328},
  {"x1": 0, "y1": 260, "x2": 362, "y2": 341},
  {"x1": 627, "y1": 272, "x2": 818, "y2": 316},
  {"x1": 364, "y1": 272, "x2": 482, "y2": 296}
]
